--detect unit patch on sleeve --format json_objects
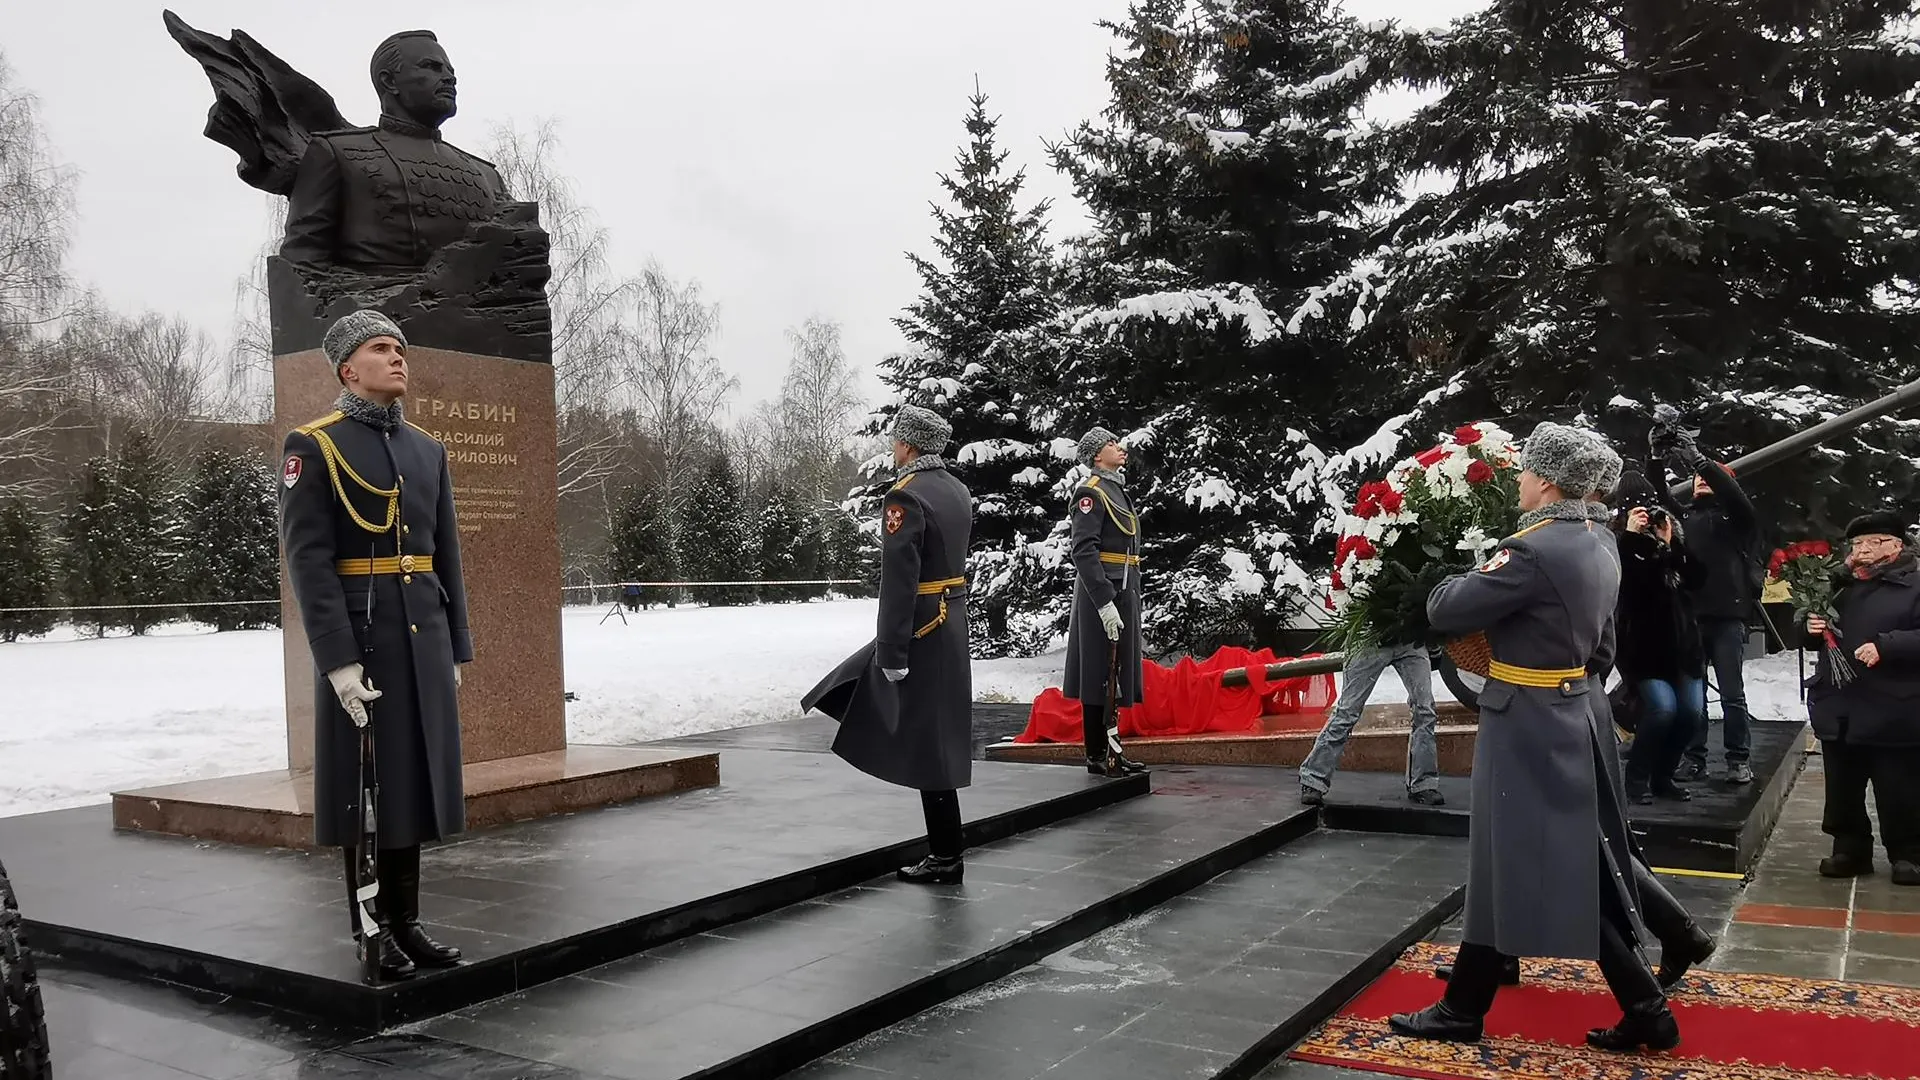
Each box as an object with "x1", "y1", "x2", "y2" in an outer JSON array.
[
  {"x1": 1478, "y1": 549, "x2": 1510, "y2": 573},
  {"x1": 283, "y1": 455, "x2": 302, "y2": 489},
  {"x1": 1078, "y1": 496, "x2": 1095, "y2": 514},
  {"x1": 884, "y1": 505, "x2": 905, "y2": 535}
]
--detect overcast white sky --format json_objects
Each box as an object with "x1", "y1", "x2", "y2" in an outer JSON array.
[{"x1": 10, "y1": 0, "x2": 1483, "y2": 410}]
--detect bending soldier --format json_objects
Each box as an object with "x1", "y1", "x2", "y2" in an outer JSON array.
[
  {"x1": 1062, "y1": 428, "x2": 1147, "y2": 777},
  {"x1": 280, "y1": 310, "x2": 471, "y2": 980},
  {"x1": 803, "y1": 406, "x2": 976, "y2": 884},
  {"x1": 1392, "y1": 423, "x2": 1679, "y2": 1052}
]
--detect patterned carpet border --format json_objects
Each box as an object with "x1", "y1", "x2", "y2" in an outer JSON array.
[
  {"x1": 1295, "y1": 1016, "x2": 1842, "y2": 1080},
  {"x1": 1395, "y1": 941, "x2": 1920, "y2": 1023}
]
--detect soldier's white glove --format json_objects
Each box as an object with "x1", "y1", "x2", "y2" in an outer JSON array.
[
  {"x1": 883, "y1": 668, "x2": 909, "y2": 683},
  {"x1": 1098, "y1": 602, "x2": 1124, "y2": 642},
  {"x1": 454, "y1": 663, "x2": 464, "y2": 689},
  {"x1": 326, "y1": 663, "x2": 382, "y2": 728}
]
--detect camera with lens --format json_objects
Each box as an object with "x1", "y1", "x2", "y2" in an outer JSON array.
[{"x1": 1648, "y1": 507, "x2": 1669, "y2": 528}]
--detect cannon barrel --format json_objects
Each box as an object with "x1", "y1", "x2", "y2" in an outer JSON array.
[
  {"x1": 1668, "y1": 374, "x2": 1920, "y2": 500},
  {"x1": 1218, "y1": 652, "x2": 1347, "y2": 687}
]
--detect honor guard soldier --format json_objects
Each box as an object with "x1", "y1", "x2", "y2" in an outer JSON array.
[
  {"x1": 1393, "y1": 422, "x2": 1679, "y2": 1052},
  {"x1": 280, "y1": 310, "x2": 471, "y2": 980},
  {"x1": 803, "y1": 406, "x2": 976, "y2": 884},
  {"x1": 1063, "y1": 428, "x2": 1147, "y2": 776}
]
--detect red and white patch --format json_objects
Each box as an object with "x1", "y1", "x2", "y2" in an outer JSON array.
[
  {"x1": 282, "y1": 455, "x2": 302, "y2": 489},
  {"x1": 1478, "y1": 549, "x2": 1510, "y2": 574},
  {"x1": 1078, "y1": 496, "x2": 1095, "y2": 514},
  {"x1": 884, "y1": 505, "x2": 905, "y2": 535}
]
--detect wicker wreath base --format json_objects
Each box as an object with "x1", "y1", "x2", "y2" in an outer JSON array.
[{"x1": 1444, "y1": 632, "x2": 1492, "y2": 677}]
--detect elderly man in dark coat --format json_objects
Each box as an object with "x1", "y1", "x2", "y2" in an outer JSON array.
[
  {"x1": 280, "y1": 309, "x2": 470, "y2": 981},
  {"x1": 1061, "y1": 427, "x2": 1147, "y2": 777},
  {"x1": 1392, "y1": 422, "x2": 1677, "y2": 1053},
  {"x1": 1807, "y1": 510, "x2": 1920, "y2": 886},
  {"x1": 802, "y1": 405, "x2": 975, "y2": 884}
]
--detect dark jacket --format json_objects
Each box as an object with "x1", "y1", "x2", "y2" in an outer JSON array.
[
  {"x1": 280, "y1": 407, "x2": 472, "y2": 848},
  {"x1": 1807, "y1": 552, "x2": 1920, "y2": 747},
  {"x1": 804, "y1": 463, "x2": 975, "y2": 791},
  {"x1": 1675, "y1": 461, "x2": 1760, "y2": 622},
  {"x1": 1613, "y1": 527, "x2": 1707, "y2": 683}
]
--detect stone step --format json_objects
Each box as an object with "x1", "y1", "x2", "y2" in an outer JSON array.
[
  {"x1": 388, "y1": 767, "x2": 1320, "y2": 1079},
  {"x1": 811, "y1": 829, "x2": 1465, "y2": 1080}
]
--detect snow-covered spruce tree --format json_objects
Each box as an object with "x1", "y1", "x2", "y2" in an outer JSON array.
[
  {"x1": 1303, "y1": 0, "x2": 1920, "y2": 539},
  {"x1": 678, "y1": 453, "x2": 756, "y2": 606},
  {"x1": 608, "y1": 475, "x2": 678, "y2": 607},
  {"x1": 0, "y1": 497, "x2": 55, "y2": 642},
  {"x1": 177, "y1": 448, "x2": 279, "y2": 632},
  {"x1": 59, "y1": 458, "x2": 122, "y2": 637},
  {"x1": 753, "y1": 484, "x2": 808, "y2": 603},
  {"x1": 820, "y1": 506, "x2": 878, "y2": 599},
  {"x1": 1050, "y1": 0, "x2": 1400, "y2": 651},
  {"x1": 108, "y1": 429, "x2": 183, "y2": 634},
  {"x1": 866, "y1": 87, "x2": 1068, "y2": 657}
]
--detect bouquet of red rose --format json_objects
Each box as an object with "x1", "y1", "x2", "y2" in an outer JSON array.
[
  {"x1": 1327, "y1": 422, "x2": 1521, "y2": 653},
  {"x1": 1769, "y1": 540, "x2": 1853, "y2": 685}
]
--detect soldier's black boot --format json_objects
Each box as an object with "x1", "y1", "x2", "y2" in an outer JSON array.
[
  {"x1": 901, "y1": 792, "x2": 965, "y2": 884},
  {"x1": 1392, "y1": 943, "x2": 1500, "y2": 1042},
  {"x1": 1432, "y1": 954, "x2": 1520, "y2": 986},
  {"x1": 1633, "y1": 858, "x2": 1714, "y2": 990},
  {"x1": 897, "y1": 854, "x2": 964, "y2": 884},
  {"x1": 346, "y1": 850, "x2": 415, "y2": 981},
  {"x1": 1587, "y1": 917, "x2": 1680, "y2": 1052},
  {"x1": 381, "y1": 846, "x2": 461, "y2": 969}
]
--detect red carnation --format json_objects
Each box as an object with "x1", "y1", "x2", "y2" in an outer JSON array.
[
  {"x1": 1378, "y1": 488, "x2": 1405, "y2": 514},
  {"x1": 1453, "y1": 424, "x2": 1484, "y2": 446},
  {"x1": 1465, "y1": 459, "x2": 1495, "y2": 484},
  {"x1": 1415, "y1": 446, "x2": 1448, "y2": 467},
  {"x1": 1330, "y1": 567, "x2": 1344, "y2": 590},
  {"x1": 1350, "y1": 536, "x2": 1378, "y2": 561},
  {"x1": 1353, "y1": 493, "x2": 1381, "y2": 520}
]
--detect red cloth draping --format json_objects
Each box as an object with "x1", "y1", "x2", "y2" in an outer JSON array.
[{"x1": 1013, "y1": 647, "x2": 1337, "y2": 744}]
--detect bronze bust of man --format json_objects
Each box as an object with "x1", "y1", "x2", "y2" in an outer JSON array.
[{"x1": 282, "y1": 32, "x2": 508, "y2": 270}]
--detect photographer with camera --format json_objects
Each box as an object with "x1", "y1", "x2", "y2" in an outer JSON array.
[
  {"x1": 1649, "y1": 408, "x2": 1761, "y2": 785},
  {"x1": 1612, "y1": 474, "x2": 1709, "y2": 803}
]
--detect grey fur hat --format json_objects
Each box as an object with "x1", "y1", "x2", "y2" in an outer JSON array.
[
  {"x1": 892, "y1": 404, "x2": 952, "y2": 454},
  {"x1": 1077, "y1": 426, "x2": 1119, "y2": 464},
  {"x1": 1521, "y1": 422, "x2": 1608, "y2": 496},
  {"x1": 1586, "y1": 433, "x2": 1623, "y2": 497},
  {"x1": 322, "y1": 310, "x2": 407, "y2": 371}
]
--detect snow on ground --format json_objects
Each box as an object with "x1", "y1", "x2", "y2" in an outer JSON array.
[
  {"x1": 0, "y1": 600, "x2": 1063, "y2": 819},
  {"x1": 0, "y1": 599, "x2": 1811, "y2": 820}
]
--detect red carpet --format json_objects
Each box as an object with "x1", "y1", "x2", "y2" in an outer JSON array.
[
  {"x1": 1292, "y1": 942, "x2": 1920, "y2": 1080},
  {"x1": 1014, "y1": 646, "x2": 1336, "y2": 744}
]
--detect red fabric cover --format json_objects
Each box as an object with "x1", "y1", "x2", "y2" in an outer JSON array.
[{"x1": 1014, "y1": 647, "x2": 1337, "y2": 744}]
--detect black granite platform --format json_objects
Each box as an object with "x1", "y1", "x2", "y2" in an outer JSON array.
[
  {"x1": 660, "y1": 703, "x2": 1034, "y2": 762},
  {"x1": 818, "y1": 829, "x2": 1465, "y2": 1080},
  {"x1": 1, "y1": 750, "x2": 1145, "y2": 1030},
  {"x1": 1316, "y1": 719, "x2": 1808, "y2": 874},
  {"x1": 381, "y1": 766, "x2": 1317, "y2": 1080}
]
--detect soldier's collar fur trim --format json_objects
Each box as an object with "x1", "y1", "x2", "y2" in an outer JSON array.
[
  {"x1": 1582, "y1": 500, "x2": 1611, "y2": 522},
  {"x1": 1091, "y1": 467, "x2": 1127, "y2": 485},
  {"x1": 1515, "y1": 499, "x2": 1591, "y2": 532},
  {"x1": 895, "y1": 454, "x2": 947, "y2": 479},
  {"x1": 335, "y1": 390, "x2": 404, "y2": 433}
]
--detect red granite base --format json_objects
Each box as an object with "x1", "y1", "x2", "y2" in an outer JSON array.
[
  {"x1": 985, "y1": 702, "x2": 1479, "y2": 773},
  {"x1": 110, "y1": 745, "x2": 721, "y2": 850}
]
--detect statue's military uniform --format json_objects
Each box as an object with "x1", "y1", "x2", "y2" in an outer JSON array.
[
  {"x1": 280, "y1": 407, "x2": 471, "y2": 852},
  {"x1": 282, "y1": 116, "x2": 506, "y2": 269},
  {"x1": 1062, "y1": 471, "x2": 1144, "y2": 762}
]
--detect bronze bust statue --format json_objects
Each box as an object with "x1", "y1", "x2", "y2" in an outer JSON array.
[
  {"x1": 165, "y1": 12, "x2": 550, "y2": 361},
  {"x1": 282, "y1": 32, "x2": 509, "y2": 270}
]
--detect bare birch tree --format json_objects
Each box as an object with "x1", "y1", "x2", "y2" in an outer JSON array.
[
  {"x1": 622, "y1": 262, "x2": 735, "y2": 498},
  {"x1": 0, "y1": 52, "x2": 74, "y2": 335},
  {"x1": 777, "y1": 316, "x2": 864, "y2": 504},
  {"x1": 225, "y1": 195, "x2": 285, "y2": 422}
]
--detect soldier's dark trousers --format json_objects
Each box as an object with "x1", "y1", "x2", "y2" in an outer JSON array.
[
  {"x1": 1822, "y1": 741, "x2": 1920, "y2": 864},
  {"x1": 921, "y1": 791, "x2": 963, "y2": 860},
  {"x1": 342, "y1": 844, "x2": 425, "y2": 939},
  {"x1": 1081, "y1": 701, "x2": 1118, "y2": 760},
  {"x1": 1632, "y1": 855, "x2": 1695, "y2": 946}
]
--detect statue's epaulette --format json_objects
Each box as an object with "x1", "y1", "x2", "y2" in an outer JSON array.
[
  {"x1": 310, "y1": 126, "x2": 378, "y2": 138},
  {"x1": 294, "y1": 412, "x2": 345, "y2": 437}
]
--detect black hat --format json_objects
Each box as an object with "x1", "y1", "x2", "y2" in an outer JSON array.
[{"x1": 1845, "y1": 510, "x2": 1909, "y2": 541}]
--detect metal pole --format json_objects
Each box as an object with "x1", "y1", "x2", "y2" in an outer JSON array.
[{"x1": 1668, "y1": 374, "x2": 1920, "y2": 500}]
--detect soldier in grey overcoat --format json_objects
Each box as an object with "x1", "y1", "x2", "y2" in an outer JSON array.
[
  {"x1": 1391, "y1": 423, "x2": 1677, "y2": 1053},
  {"x1": 280, "y1": 310, "x2": 470, "y2": 980},
  {"x1": 802, "y1": 405, "x2": 975, "y2": 884},
  {"x1": 1061, "y1": 427, "x2": 1147, "y2": 776}
]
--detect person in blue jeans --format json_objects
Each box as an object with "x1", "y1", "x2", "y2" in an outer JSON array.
[
  {"x1": 1299, "y1": 643, "x2": 1443, "y2": 806},
  {"x1": 1612, "y1": 491, "x2": 1709, "y2": 802}
]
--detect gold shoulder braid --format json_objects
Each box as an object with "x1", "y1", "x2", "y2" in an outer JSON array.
[
  {"x1": 308, "y1": 426, "x2": 399, "y2": 536},
  {"x1": 295, "y1": 412, "x2": 345, "y2": 436},
  {"x1": 890, "y1": 473, "x2": 916, "y2": 493},
  {"x1": 1086, "y1": 481, "x2": 1138, "y2": 538}
]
